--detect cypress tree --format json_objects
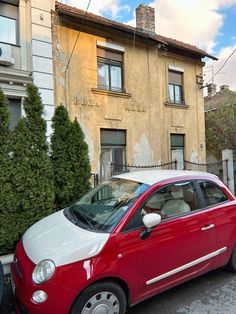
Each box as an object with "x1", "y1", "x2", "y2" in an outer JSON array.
[
  {"x1": 0, "y1": 89, "x2": 17, "y2": 254},
  {"x1": 51, "y1": 106, "x2": 91, "y2": 210},
  {"x1": 10, "y1": 84, "x2": 54, "y2": 239},
  {"x1": 71, "y1": 118, "x2": 91, "y2": 198},
  {"x1": 0, "y1": 89, "x2": 12, "y2": 211}
]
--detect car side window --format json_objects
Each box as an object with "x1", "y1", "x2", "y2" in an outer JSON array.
[
  {"x1": 123, "y1": 181, "x2": 200, "y2": 232},
  {"x1": 141, "y1": 181, "x2": 200, "y2": 220},
  {"x1": 199, "y1": 181, "x2": 228, "y2": 207}
]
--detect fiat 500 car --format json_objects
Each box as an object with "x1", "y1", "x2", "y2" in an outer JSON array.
[{"x1": 11, "y1": 170, "x2": 236, "y2": 314}]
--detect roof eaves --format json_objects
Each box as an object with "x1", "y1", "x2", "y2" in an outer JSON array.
[
  {"x1": 55, "y1": 2, "x2": 217, "y2": 61},
  {"x1": 56, "y1": 5, "x2": 166, "y2": 45}
]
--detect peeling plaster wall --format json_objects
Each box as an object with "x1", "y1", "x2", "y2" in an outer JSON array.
[
  {"x1": 52, "y1": 23, "x2": 206, "y2": 174},
  {"x1": 189, "y1": 151, "x2": 199, "y2": 163},
  {"x1": 134, "y1": 135, "x2": 154, "y2": 165}
]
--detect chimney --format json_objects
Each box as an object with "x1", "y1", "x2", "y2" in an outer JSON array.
[
  {"x1": 136, "y1": 4, "x2": 155, "y2": 35},
  {"x1": 207, "y1": 83, "x2": 217, "y2": 98},
  {"x1": 220, "y1": 85, "x2": 229, "y2": 91}
]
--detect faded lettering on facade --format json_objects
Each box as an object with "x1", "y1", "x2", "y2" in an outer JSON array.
[
  {"x1": 125, "y1": 103, "x2": 146, "y2": 112},
  {"x1": 73, "y1": 96, "x2": 100, "y2": 108}
]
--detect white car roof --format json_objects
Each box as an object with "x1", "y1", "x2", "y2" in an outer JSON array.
[{"x1": 113, "y1": 170, "x2": 217, "y2": 186}]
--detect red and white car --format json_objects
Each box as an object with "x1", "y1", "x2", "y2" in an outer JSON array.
[{"x1": 12, "y1": 170, "x2": 236, "y2": 314}]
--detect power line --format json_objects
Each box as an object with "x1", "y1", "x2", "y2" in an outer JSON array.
[
  {"x1": 65, "y1": 0, "x2": 92, "y2": 74},
  {"x1": 63, "y1": 0, "x2": 92, "y2": 108},
  {"x1": 206, "y1": 47, "x2": 236, "y2": 85}
]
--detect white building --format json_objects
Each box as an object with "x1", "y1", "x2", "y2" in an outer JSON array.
[{"x1": 0, "y1": 0, "x2": 54, "y2": 135}]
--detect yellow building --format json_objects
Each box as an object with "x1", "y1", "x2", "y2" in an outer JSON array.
[{"x1": 52, "y1": 2, "x2": 216, "y2": 178}]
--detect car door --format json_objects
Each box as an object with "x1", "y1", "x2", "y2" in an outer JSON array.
[
  {"x1": 117, "y1": 180, "x2": 218, "y2": 303},
  {"x1": 198, "y1": 180, "x2": 236, "y2": 268}
]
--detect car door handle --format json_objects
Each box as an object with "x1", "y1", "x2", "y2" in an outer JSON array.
[{"x1": 201, "y1": 224, "x2": 215, "y2": 231}]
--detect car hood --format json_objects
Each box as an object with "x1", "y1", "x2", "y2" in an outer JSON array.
[{"x1": 22, "y1": 210, "x2": 110, "y2": 266}]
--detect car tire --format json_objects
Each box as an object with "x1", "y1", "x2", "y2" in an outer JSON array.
[
  {"x1": 71, "y1": 281, "x2": 127, "y2": 314},
  {"x1": 227, "y1": 245, "x2": 236, "y2": 272}
]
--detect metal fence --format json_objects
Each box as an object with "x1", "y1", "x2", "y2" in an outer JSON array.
[
  {"x1": 184, "y1": 160, "x2": 228, "y2": 182},
  {"x1": 92, "y1": 158, "x2": 230, "y2": 188},
  {"x1": 111, "y1": 161, "x2": 177, "y2": 176}
]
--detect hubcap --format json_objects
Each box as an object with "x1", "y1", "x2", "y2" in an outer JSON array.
[{"x1": 81, "y1": 291, "x2": 120, "y2": 314}]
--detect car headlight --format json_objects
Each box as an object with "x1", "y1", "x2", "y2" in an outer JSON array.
[{"x1": 32, "y1": 260, "x2": 55, "y2": 284}]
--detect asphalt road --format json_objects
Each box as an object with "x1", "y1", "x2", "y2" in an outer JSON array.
[{"x1": 2, "y1": 268, "x2": 236, "y2": 314}]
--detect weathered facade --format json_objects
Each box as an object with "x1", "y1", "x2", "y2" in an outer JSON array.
[
  {"x1": 0, "y1": 0, "x2": 54, "y2": 135},
  {"x1": 52, "y1": 2, "x2": 216, "y2": 177}
]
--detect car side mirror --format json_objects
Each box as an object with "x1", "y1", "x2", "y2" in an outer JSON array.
[{"x1": 140, "y1": 213, "x2": 161, "y2": 240}]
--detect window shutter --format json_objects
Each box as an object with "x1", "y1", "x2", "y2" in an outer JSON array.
[
  {"x1": 101, "y1": 129, "x2": 126, "y2": 146},
  {"x1": 97, "y1": 47, "x2": 123, "y2": 62},
  {"x1": 169, "y1": 71, "x2": 182, "y2": 86}
]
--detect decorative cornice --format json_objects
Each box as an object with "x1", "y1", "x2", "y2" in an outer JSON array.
[{"x1": 0, "y1": 67, "x2": 32, "y2": 86}]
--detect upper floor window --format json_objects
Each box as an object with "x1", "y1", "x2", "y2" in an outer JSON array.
[
  {"x1": 0, "y1": 16, "x2": 16, "y2": 45},
  {"x1": 0, "y1": 2, "x2": 18, "y2": 45},
  {"x1": 97, "y1": 47, "x2": 123, "y2": 93},
  {"x1": 168, "y1": 70, "x2": 183, "y2": 104}
]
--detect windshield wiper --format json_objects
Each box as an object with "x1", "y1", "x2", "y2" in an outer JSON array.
[{"x1": 71, "y1": 206, "x2": 93, "y2": 229}]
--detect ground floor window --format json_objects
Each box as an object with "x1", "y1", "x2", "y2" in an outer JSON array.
[
  {"x1": 8, "y1": 98, "x2": 21, "y2": 129},
  {"x1": 100, "y1": 129, "x2": 126, "y2": 179},
  {"x1": 171, "y1": 134, "x2": 185, "y2": 169}
]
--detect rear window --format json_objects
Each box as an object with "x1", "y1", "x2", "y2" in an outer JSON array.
[{"x1": 199, "y1": 181, "x2": 228, "y2": 207}]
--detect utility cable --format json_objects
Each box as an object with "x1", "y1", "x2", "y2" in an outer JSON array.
[
  {"x1": 205, "y1": 47, "x2": 236, "y2": 85},
  {"x1": 63, "y1": 0, "x2": 92, "y2": 108},
  {"x1": 65, "y1": 0, "x2": 92, "y2": 74}
]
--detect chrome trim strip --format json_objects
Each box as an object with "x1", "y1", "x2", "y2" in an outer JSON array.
[{"x1": 146, "y1": 247, "x2": 227, "y2": 285}]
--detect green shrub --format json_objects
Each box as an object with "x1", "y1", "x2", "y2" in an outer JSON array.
[
  {"x1": 51, "y1": 106, "x2": 91, "y2": 210},
  {"x1": 0, "y1": 84, "x2": 54, "y2": 255},
  {"x1": 0, "y1": 89, "x2": 17, "y2": 255}
]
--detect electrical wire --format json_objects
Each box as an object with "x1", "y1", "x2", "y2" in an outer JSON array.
[
  {"x1": 63, "y1": 0, "x2": 92, "y2": 108},
  {"x1": 65, "y1": 0, "x2": 92, "y2": 74},
  {"x1": 206, "y1": 47, "x2": 236, "y2": 85}
]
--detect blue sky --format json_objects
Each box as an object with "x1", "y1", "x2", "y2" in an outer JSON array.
[{"x1": 64, "y1": 0, "x2": 236, "y2": 91}]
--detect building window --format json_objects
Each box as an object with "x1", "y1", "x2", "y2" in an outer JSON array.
[
  {"x1": 171, "y1": 134, "x2": 185, "y2": 169},
  {"x1": 100, "y1": 129, "x2": 126, "y2": 178},
  {"x1": 168, "y1": 70, "x2": 183, "y2": 104},
  {"x1": 97, "y1": 47, "x2": 123, "y2": 92},
  {"x1": 0, "y1": 16, "x2": 16, "y2": 45},
  {"x1": 0, "y1": 2, "x2": 18, "y2": 45},
  {"x1": 8, "y1": 98, "x2": 21, "y2": 129}
]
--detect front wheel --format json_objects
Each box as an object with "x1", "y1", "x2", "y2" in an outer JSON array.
[{"x1": 71, "y1": 281, "x2": 127, "y2": 314}]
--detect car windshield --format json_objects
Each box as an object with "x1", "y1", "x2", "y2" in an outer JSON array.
[{"x1": 66, "y1": 178, "x2": 150, "y2": 233}]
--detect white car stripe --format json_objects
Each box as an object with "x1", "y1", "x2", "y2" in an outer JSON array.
[{"x1": 146, "y1": 247, "x2": 227, "y2": 285}]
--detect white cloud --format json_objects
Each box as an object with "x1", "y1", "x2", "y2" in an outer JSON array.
[
  {"x1": 204, "y1": 44, "x2": 236, "y2": 92},
  {"x1": 62, "y1": 0, "x2": 130, "y2": 18},
  {"x1": 126, "y1": 0, "x2": 236, "y2": 54}
]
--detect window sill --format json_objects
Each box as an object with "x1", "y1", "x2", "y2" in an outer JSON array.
[
  {"x1": 0, "y1": 41, "x2": 20, "y2": 48},
  {"x1": 165, "y1": 101, "x2": 189, "y2": 109},
  {"x1": 91, "y1": 88, "x2": 132, "y2": 99}
]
